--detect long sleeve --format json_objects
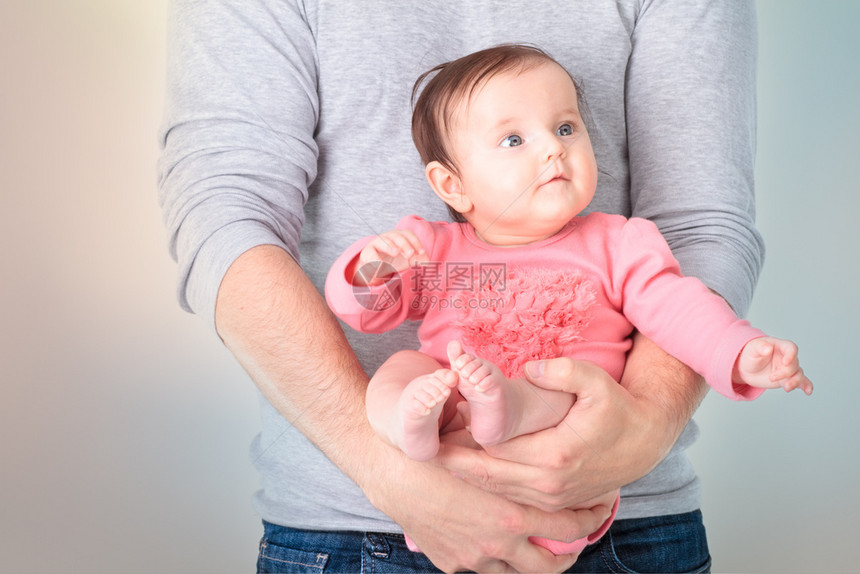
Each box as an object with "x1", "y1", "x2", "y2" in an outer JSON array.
[
  {"x1": 157, "y1": 0, "x2": 318, "y2": 330},
  {"x1": 626, "y1": 0, "x2": 765, "y2": 317},
  {"x1": 324, "y1": 237, "x2": 417, "y2": 334},
  {"x1": 325, "y1": 216, "x2": 437, "y2": 334},
  {"x1": 609, "y1": 217, "x2": 765, "y2": 400}
]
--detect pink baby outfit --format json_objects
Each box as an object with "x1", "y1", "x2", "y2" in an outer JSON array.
[{"x1": 325, "y1": 213, "x2": 764, "y2": 554}]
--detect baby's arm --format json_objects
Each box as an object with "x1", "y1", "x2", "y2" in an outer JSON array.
[
  {"x1": 351, "y1": 230, "x2": 429, "y2": 286},
  {"x1": 734, "y1": 337, "x2": 813, "y2": 395}
]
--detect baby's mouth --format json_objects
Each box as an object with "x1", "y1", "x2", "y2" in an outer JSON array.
[{"x1": 541, "y1": 172, "x2": 569, "y2": 186}]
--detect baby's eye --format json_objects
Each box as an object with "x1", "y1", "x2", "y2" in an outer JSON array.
[
  {"x1": 500, "y1": 134, "x2": 524, "y2": 148},
  {"x1": 557, "y1": 123, "x2": 574, "y2": 136}
]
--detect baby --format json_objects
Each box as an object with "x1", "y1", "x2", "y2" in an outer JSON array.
[{"x1": 325, "y1": 44, "x2": 812, "y2": 554}]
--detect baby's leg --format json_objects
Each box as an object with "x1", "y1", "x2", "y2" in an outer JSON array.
[
  {"x1": 366, "y1": 350, "x2": 460, "y2": 461},
  {"x1": 447, "y1": 341, "x2": 574, "y2": 446}
]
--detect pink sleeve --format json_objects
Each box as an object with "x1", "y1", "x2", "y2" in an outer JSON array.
[
  {"x1": 612, "y1": 218, "x2": 765, "y2": 401},
  {"x1": 324, "y1": 216, "x2": 432, "y2": 334}
]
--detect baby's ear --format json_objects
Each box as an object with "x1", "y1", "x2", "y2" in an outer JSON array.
[{"x1": 426, "y1": 161, "x2": 472, "y2": 216}]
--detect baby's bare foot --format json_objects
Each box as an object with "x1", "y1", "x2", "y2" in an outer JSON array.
[
  {"x1": 392, "y1": 369, "x2": 458, "y2": 461},
  {"x1": 447, "y1": 340, "x2": 519, "y2": 446}
]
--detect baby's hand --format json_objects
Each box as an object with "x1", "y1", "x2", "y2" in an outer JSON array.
[
  {"x1": 353, "y1": 230, "x2": 429, "y2": 286},
  {"x1": 734, "y1": 337, "x2": 813, "y2": 395}
]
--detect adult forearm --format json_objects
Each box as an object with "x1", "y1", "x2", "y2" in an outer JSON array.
[
  {"x1": 214, "y1": 244, "x2": 380, "y2": 482},
  {"x1": 214, "y1": 244, "x2": 604, "y2": 573},
  {"x1": 619, "y1": 331, "x2": 708, "y2": 470}
]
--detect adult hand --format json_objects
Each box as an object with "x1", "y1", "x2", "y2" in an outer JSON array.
[
  {"x1": 437, "y1": 333, "x2": 704, "y2": 512},
  {"x1": 216, "y1": 246, "x2": 613, "y2": 573},
  {"x1": 365, "y1": 447, "x2": 613, "y2": 573}
]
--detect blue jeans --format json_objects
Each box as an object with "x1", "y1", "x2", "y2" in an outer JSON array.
[{"x1": 257, "y1": 510, "x2": 711, "y2": 573}]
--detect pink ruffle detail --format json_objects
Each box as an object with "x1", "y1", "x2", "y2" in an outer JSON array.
[{"x1": 453, "y1": 267, "x2": 596, "y2": 377}]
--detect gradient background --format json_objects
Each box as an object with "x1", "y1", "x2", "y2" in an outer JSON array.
[{"x1": 0, "y1": 1, "x2": 857, "y2": 572}]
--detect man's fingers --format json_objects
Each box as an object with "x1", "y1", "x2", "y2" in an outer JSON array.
[
  {"x1": 525, "y1": 502, "x2": 612, "y2": 548},
  {"x1": 505, "y1": 546, "x2": 578, "y2": 574},
  {"x1": 436, "y1": 440, "x2": 579, "y2": 511},
  {"x1": 525, "y1": 357, "x2": 610, "y2": 394},
  {"x1": 462, "y1": 559, "x2": 510, "y2": 574},
  {"x1": 436, "y1": 442, "x2": 538, "y2": 496}
]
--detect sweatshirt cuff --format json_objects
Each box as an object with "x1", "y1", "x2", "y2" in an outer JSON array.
[
  {"x1": 183, "y1": 220, "x2": 296, "y2": 333},
  {"x1": 706, "y1": 321, "x2": 767, "y2": 401}
]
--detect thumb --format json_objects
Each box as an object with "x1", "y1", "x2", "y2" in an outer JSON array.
[{"x1": 524, "y1": 357, "x2": 606, "y2": 394}]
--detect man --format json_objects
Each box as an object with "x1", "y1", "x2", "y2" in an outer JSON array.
[{"x1": 158, "y1": 1, "x2": 763, "y2": 571}]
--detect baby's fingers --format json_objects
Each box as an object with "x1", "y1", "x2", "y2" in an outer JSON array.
[
  {"x1": 378, "y1": 231, "x2": 427, "y2": 263},
  {"x1": 766, "y1": 340, "x2": 799, "y2": 379},
  {"x1": 783, "y1": 369, "x2": 814, "y2": 395},
  {"x1": 773, "y1": 367, "x2": 813, "y2": 395},
  {"x1": 370, "y1": 234, "x2": 410, "y2": 259},
  {"x1": 777, "y1": 340, "x2": 799, "y2": 364},
  {"x1": 399, "y1": 230, "x2": 429, "y2": 259}
]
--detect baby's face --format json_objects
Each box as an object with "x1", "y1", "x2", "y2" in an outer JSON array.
[{"x1": 447, "y1": 61, "x2": 598, "y2": 245}]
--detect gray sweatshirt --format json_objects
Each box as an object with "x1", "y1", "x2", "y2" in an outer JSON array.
[{"x1": 159, "y1": 0, "x2": 763, "y2": 531}]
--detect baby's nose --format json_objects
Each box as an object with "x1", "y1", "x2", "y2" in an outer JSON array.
[{"x1": 544, "y1": 137, "x2": 566, "y2": 162}]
